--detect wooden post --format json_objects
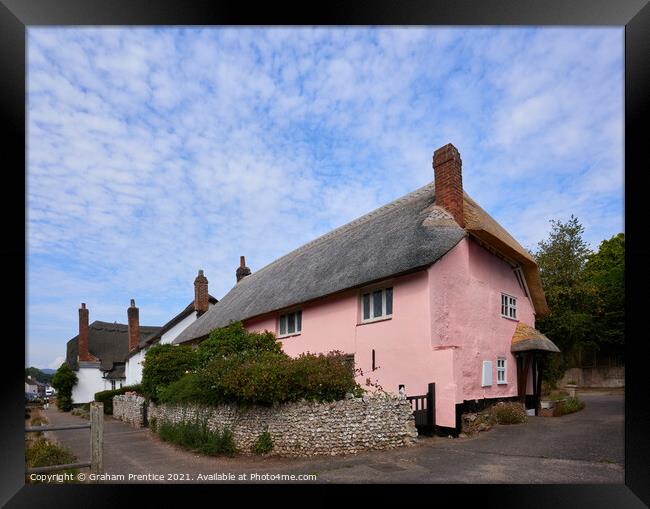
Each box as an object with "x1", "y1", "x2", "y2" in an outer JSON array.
[
  {"x1": 426, "y1": 382, "x2": 436, "y2": 433},
  {"x1": 90, "y1": 402, "x2": 103, "y2": 477}
]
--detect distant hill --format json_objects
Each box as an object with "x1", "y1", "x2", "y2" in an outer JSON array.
[{"x1": 25, "y1": 367, "x2": 54, "y2": 383}]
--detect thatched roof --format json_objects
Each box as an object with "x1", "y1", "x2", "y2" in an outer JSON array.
[
  {"x1": 174, "y1": 182, "x2": 467, "y2": 344},
  {"x1": 463, "y1": 193, "x2": 549, "y2": 316},
  {"x1": 175, "y1": 180, "x2": 550, "y2": 345},
  {"x1": 511, "y1": 322, "x2": 560, "y2": 353},
  {"x1": 66, "y1": 321, "x2": 162, "y2": 374}
]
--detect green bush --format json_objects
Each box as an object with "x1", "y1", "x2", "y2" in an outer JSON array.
[
  {"x1": 148, "y1": 321, "x2": 363, "y2": 407},
  {"x1": 556, "y1": 397, "x2": 585, "y2": 416},
  {"x1": 141, "y1": 344, "x2": 198, "y2": 401},
  {"x1": 94, "y1": 384, "x2": 143, "y2": 415},
  {"x1": 196, "y1": 321, "x2": 282, "y2": 367},
  {"x1": 206, "y1": 349, "x2": 361, "y2": 406},
  {"x1": 157, "y1": 418, "x2": 237, "y2": 456},
  {"x1": 158, "y1": 373, "x2": 215, "y2": 406},
  {"x1": 251, "y1": 430, "x2": 274, "y2": 454},
  {"x1": 490, "y1": 402, "x2": 528, "y2": 424},
  {"x1": 51, "y1": 363, "x2": 78, "y2": 412}
]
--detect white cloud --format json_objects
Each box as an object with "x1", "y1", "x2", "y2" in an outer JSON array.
[{"x1": 26, "y1": 27, "x2": 623, "y2": 368}]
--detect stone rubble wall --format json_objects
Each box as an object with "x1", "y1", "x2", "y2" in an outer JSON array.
[
  {"x1": 135, "y1": 393, "x2": 417, "y2": 456},
  {"x1": 113, "y1": 394, "x2": 146, "y2": 428}
]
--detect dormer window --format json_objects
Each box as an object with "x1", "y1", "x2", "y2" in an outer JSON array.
[
  {"x1": 501, "y1": 293, "x2": 517, "y2": 320},
  {"x1": 278, "y1": 310, "x2": 302, "y2": 338},
  {"x1": 360, "y1": 287, "x2": 393, "y2": 323}
]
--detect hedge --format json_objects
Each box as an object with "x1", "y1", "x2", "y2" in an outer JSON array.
[{"x1": 94, "y1": 384, "x2": 142, "y2": 414}]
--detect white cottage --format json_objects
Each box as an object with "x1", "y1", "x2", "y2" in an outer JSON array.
[{"x1": 65, "y1": 302, "x2": 162, "y2": 404}]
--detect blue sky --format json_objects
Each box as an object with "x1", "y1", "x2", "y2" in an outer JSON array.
[{"x1": 27, "y1": 27, "x2": 624, "y2": 369}]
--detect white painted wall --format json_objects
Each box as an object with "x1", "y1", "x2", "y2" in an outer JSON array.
[
  {"x1": 71, "y1": 367, "x2": 106, "y2": 404},
  {"x1": 125, "y1": 349, "x2": 146, "y2": 387},
  {"x1": 124, "y1": 302, "x2": 216, "y2": 386}
]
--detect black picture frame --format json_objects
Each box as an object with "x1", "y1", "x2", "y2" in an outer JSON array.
[{"x1": 2, "y1": 0, "x2": 647, "y2": 506}]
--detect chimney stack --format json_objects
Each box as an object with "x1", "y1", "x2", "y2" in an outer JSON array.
[
  {"x1": 236, "y1": 256, "x2": 251, "y2": 283},
  {"x1": 194, "y1": 269, "x2": 209, "y2": 316},
  {"x1": 433, "y1": 143, "x2": 465, "y2": 228},
  {"x1": 78, "y1": 303, "x2": 97, "y2": 362},
  {"x1": 127, "y1": 299, "x2": 140, "y2": 353}
]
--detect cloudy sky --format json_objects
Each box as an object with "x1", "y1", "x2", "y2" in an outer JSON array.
[{"x1": 27, "y1": 27, "x2": 623, "y2": 369}]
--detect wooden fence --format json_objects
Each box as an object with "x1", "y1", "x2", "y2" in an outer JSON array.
[{"x1": 25, "y1": 401, "x2": 103, "y2": 476}]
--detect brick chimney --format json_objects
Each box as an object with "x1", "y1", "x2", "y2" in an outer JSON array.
[
  {"x1": 433, "y1": 143, "x2": 465, "y2": 228},
  {"x1": 236, "y1": 256, "x2": 251, "y2": 283},
  {"x1": 78, "y1": 303, "x2": 98, "y2": 362},
  {"x1": 194, "y1": 269, "x2": 209, "y2": 316},
  {"x1": 127, "y1": 299, "x2": 140, "y2": 353}
]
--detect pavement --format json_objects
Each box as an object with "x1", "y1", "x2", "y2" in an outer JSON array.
[{"x1": 40, "y1": 391, "x2": 624, "y2": 484}]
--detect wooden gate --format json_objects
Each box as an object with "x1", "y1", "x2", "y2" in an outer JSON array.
[{"x1": 406, "y1": 382, "x2": 435, "y2": 436}]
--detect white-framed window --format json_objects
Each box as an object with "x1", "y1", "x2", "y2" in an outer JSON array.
[
  {"x1": 496, "y1": 357, "x2": 507, "y2": 384},
  {"x1": 360, "y1": 287, "x2": 393, "y2": 323},
  {"x1": 110, "y1": 380, "x2": 116, "y2": 391},
  {"x1": 482, "y1": 360, "x2": 493, "y2": 387},
  {"x1": 278, "y1": 310, "x2": 302, "y2": 338},
  {"x1": 501, "y1": 293, "x2": 517, "y2": 319}
]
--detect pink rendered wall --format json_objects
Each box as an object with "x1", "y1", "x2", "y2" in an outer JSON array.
[{"x1": 428, "y1": 237, "x2": 536, "y2": 406}]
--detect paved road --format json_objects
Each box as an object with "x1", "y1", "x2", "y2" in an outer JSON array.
[{"x1": 41, "y1": 392, "x2": 624, "y2": 484}]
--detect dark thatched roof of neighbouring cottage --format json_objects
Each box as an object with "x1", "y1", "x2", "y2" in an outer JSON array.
[
  {"x1": 511, "y1": 322, "x2": 560, "y2": 353},
  {"x1": 174, "y1": 182, "x2": 468, "y2": 344},
  {"x1": 125, "y1": 295, "x2": 218, "y2": 359},
  {"x1": 66, "y1": 321, "x2": 162, "y2": 375}
]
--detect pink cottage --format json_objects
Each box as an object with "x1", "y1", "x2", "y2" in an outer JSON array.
[{"x1": 174, "y1": 143, "x2": 559, "y2": 435}]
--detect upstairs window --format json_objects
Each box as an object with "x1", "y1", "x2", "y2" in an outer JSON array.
[
  {"x1": 501, "y1": 293, "x2": 517, "y2": 320},
  {"x1": 278, "y1": 310, "x2": 302, "y2": 338},
  {"x1": 360, "y1": 287, "x2": 393, "y2": 322}
]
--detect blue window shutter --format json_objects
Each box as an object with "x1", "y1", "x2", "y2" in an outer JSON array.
[{"x1": 482, "y1": 361, "x2": 493, "y2": 387}]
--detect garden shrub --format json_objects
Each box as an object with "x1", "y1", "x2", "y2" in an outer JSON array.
[
  {"x1": 157, "y1": 418, "x2": 237, "y2": 456},
  {"x1": 158, "y1": 373, "x2": 215, "y2": 406},
  {"x1": 141, "y1": 343, "x2": 198, "y2": 401},
  {"x1": 51, "y1": 363, "x2": 78, "y2": 412},
  {"x1": 287, "y1": 352, "x2": 361, "y2": 402},
  {"x1": 94, "y1": 384, "x2": 143, "y2": 415},
  {"x1": 149, "y1": 321, "x2": 364, "y2": 407},
  {"x1": 251, "y1": 430, "x2": 274, "y2": 454},
  {"x1": 196, "y1": 321, "x2": 282, "y2": 367},
  {"x1": 489, "y1": 402, "x2": 528, "y2": 424},
  {"x1": 25, "y1": 437, "x2": 79, "y2": 483},
  {"x1": 556, "y1": 397, "x2": 585, "y2": 416}
]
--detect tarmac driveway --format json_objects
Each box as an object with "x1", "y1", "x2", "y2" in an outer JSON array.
[{"x1": 41, "y1": 391, "x2": 624, "y2": 484}]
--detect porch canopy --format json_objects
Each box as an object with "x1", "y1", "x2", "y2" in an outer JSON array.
[
  {"x1": 511, "y1": 322, "x2": 560, "y2": 353},
  {"x1": 511, "y1": 322, "x2": 560, "y2": 413}
]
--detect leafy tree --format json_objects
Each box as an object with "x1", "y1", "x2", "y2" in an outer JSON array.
[
  {"x1": 584, "y1": 233, "x2": 625, "y2": 350},
  {"x1": 51, "y1": 363, "x2": 78, "y2": 411},
  {"x1": 533, "y1": 216, "x2": 596, "y2": 383},
  {"x1": 534, "y1": 217, "x2": 625, "y2": 384}
]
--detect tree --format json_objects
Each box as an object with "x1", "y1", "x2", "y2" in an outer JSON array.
[
  {"x1": 51, "y1": 363, "x2": 78, "y2": 411},
  {"x1": 533, "y1": 216, "x2": 596, "y2": 383},
  {"x1": 584, "y1": 233, "x2": 625, "y2": 352}
]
